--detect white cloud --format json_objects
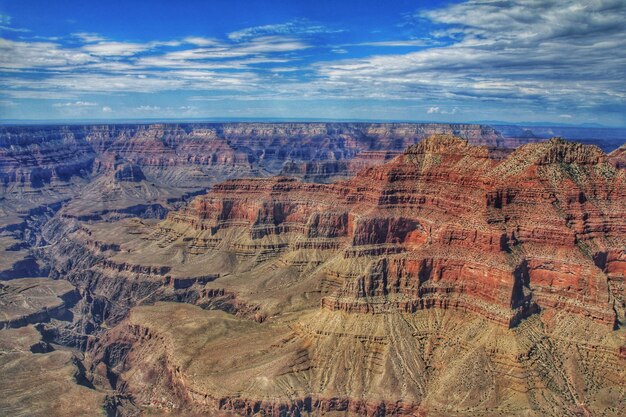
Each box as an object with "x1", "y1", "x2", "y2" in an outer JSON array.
[
  {"x1": 129, "y1": 104, "x2": 200, "y2": 116},
  {"x1": 102, "y1": 106, "x2": 112, "y2": 113},
  {"x1": 52, "y1": 101, "x2": 98, "y2": 107},
  {"x1": 349, "y1": 39, "x2": 432, "y2": 47},
  {"x1": 72, "y1": 32, "x2": 106, "y2": 43},
  {"x1": 159, "y1": 47, "x2": 249, "y2": 61},
  {"x1": 269, "y1": 67, "x2": 300, "y2": 73},
  {"x1": 228, "y1": 19, "x2": 341, "y2": 41},
  {"x1": 0, "y1": 14, "x2": 30, "y2": 33},
  {"x1": 427, "y1": 106, "x2": 440, "y2": 114},
  {"x1": 72, "y1": 34, "x2": 181, "y2": 56},
  {"x1": 82, "y1": 41, "x2": 152, "y2": 56},
  {"x1": 183, "y1": 36, "x2": 219, "y2": 46},
  {"x1": 0, "y1": 38, "x2": 96, "y2": 69},
  {"x1": 136, "y1": 105, "x2": 161, "y2": 111},
  {"x1": 0, "y1": 25, "x2": 30, "y2": 33},
  {"x1": 2, "y1": 90, "x2": 78, "y2": 100},
  {"x1": 312, "y1": 0, "x2": 626, "y2": 114},
  {"x1": 237, "y1": 36, "x2": 310, "y2": 53}
]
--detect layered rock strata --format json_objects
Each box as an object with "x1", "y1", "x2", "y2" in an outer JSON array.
[
  {"x1": 0, "y1": 123, "x2": 511, "y2": 193},
  {"x1": 1, "y1": 131, "x2": 624, "y2": 417},
  {"x1": 0, "y1": 278, "x2": 78, "y2": 329},
  {"x1": 81, "y1": 136, "x2": 625, "y2": 416},
  {"x1": 163, "y1": 136, "x2": 625, "y2": 328}
]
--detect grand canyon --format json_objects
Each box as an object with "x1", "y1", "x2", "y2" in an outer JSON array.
[
  {"x1": 2, "y1": 0, "x2": 626, "y2": 415},
  {"x1": 0, "y1": 123, "x2": 624, "y2": 416}
]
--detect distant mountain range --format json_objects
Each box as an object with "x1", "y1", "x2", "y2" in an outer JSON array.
[{"x1": 1, "y1": 118, "x2": 625, "y2": 129}]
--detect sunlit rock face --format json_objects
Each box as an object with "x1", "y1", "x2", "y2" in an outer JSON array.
[
  {"x1": 79, "y1": 135, "x2": 624, "y2": 416},
  {"x1": 167, "y1": 136, "x2": 625, "y2": 328},
  {"x1": 0, "y1": 122, "x2": 509, "y2": 192},
  {"x1": 1, "y1": 126, "x2": 624, "y2": 417}
]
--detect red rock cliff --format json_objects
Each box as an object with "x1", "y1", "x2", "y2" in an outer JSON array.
[{"x1": 167, "y1": 136, "x2": 626, "y2": 328}]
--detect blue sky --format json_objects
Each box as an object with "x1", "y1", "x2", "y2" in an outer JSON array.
[{"x1": 0, "y1": 0, "x2": 625, "y2": 125}]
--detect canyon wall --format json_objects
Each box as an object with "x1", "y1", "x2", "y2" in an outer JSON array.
[
  {"x1": 0, "y1": 123, "x2": 511, "y2": 193},
  {"x1": 76, "y1": 135, "x2": 625, "y2": 416},
  {"x1": 1, "y1": 126, "x2": 624, "y2": 417}
]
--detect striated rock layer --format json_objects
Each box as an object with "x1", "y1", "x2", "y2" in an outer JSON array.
[
  {"x1": 80, "y1": 136, "x2": 626, "y2": 416},
  {"x1": 166, "y1": 136, "x2": 625, "y2": 328},
  {"x1": 0, "y1": 123, "x2": 517, "y2": 228},
  {"x1": 1, "y1": 131, "x2": 625, "y2": 417},
  {"x1": 0, "y1": 122, "x2": 508, "y2": 193},
  {"x1": 92, "y1": 302, "x2": 625, "y2": 417}
]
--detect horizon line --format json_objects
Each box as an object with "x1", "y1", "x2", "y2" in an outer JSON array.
[{"x1": 1, "y1": 118, "x2": 624, "y2": 129}]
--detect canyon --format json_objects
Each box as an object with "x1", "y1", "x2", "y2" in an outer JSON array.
[{"x1": 0, "y1": 123, "x2": 624, "y2": 417}]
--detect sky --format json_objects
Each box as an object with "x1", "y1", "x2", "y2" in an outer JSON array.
[{"x1": 0, "y1": 0, "x2": 625, "y2": 125}]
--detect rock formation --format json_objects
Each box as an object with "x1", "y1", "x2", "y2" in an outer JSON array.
[
  {"x1": 609, "y1": 143, "x2": 626, "y2": 169},
  {"x1": 0, "y1": 123, "x2": 525, "y2": 197},
  {"x1": 162, "y1": 136, "x2": 624, "y2": 327},
  {"x1": 0, "y1": 278, "x2": 78, "y2": 329},
  {"x1": 0, "y1": 325, "x2": 108, "y2": 417},
  {"x1": 0, "y1": 125, "x2": 624, "y2": 417}
]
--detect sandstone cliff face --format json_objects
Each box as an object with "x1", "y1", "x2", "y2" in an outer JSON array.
[
  {"x1": 281, "y1": 150, "x2": 403, "y2": 183},
  {"x1": 164, "y1": 136, "x2": 625, "y2": 328},
  {"x1": 1, "y1": 128, "x2": 624, "y2": 417},
  {"x1": 0, "y1": 123, "x2": 510, "y2": 193}
]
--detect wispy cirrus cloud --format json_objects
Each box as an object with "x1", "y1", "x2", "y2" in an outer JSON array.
[
  {"x1": 0, "y1": 1, "x2": 624, "y2": 124},
  {"x1": 227, "y1": 18, "x2": 342, "y2": 41},
  {"x1": 81, "y1": 41, "x2": 156, "y2": 57},
  {"x1": 76, "y1": 34, "x2": 184, "y2": 57},
  {"x1": 0, "y1": 22, "x2": 313, "y2": 101},
  {"x1": 346, "y1": 39, "x2": 434, "y2": 47},
  {"x1": 314, "y1": 0, "x2": 626, "y2": 116},
  {"x1": 52, "y1": 101, "x2": 98, "y2": 107},
  {"x1": 72, "y1": 32, "x2": 106, "y2": 43},
  {"x1": 0, "y1": 14, "x2": 30, "y2": 33},
  {"x1": 182, "y1": 36, "x2": 219, "y2": 46},
  {"x1": 0, "y1": 38, "x2": 96, "y2": 69}
]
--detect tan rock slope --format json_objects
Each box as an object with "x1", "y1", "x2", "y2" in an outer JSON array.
[
  {"x1": 76, "y1": 136, "x2": 626, "y2": 416},
  {"x1": 0, "y1": 278, "x2": 77, "y2": 329},
  {"x1": 0, "y1": 325, "x2": 106, "y2": 417}
]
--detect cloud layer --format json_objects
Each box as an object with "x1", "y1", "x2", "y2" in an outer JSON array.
[{"x1": 0, "y1": 1, "x2": 624, "y2": 124}]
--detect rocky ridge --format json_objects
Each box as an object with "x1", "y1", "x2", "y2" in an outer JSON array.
[
  {"x1": 161, "y1": 136, "x2": 625, "y2": 328},
  {"x1": 0, "y1": 123, "x2": 510, "y2": 195},
  {"x1": 39, "y1": 135, "x2": 623, "y2": 416},
  {"x1": 0, "y1": 127, "x2": 624, "y2": 417}
]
